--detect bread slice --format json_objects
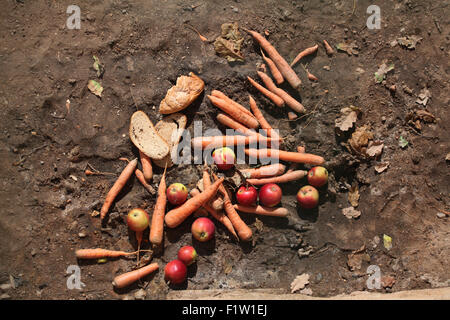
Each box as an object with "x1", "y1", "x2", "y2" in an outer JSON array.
[
  {"x1": 129, "y1": 111, "x2": 170, "y2": 160},
  {"x1": 152, "y1": 113, "x2": 187, "y2": 168}
]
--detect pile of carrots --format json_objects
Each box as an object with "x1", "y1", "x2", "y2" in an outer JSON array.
[{"x1": 75, "y1": 27, "x2": 330, "y2": 291}]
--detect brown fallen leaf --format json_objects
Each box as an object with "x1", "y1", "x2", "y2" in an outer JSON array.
[
  {"x1": 348, "y1": 125, "x2": 374, "y2": 155},
  {"x1": 336, "y1": 41, "x2": 359, "y2": 55},
  {"x1": 342, "y1": 206, "x2": 361, "y2": 219},
  {"x1": 335, "y1": 106, "x2": 360, "y2": 133},
  {"x1": 254, "y1": 217, "x2": 264, "y2": 233},
  {"x1": 347, "y1": 252, "x2": 370, "y2": 271},
  {"x1": 348, "y1": 184, "x2": 360, "y2": 207},
  {"x1": 87, "y1": 80, "x2": 103, "y2": 97},
  {"x1": 366, "y1": 141, "x2": 384, "y2": 158},
  {"x1": 397, "y1": 35, "x2": 422, "y2": 49},
  {"x1": 374, "y1": 162, "x2": 389, "y2": 173},
  {"x1": 381, "y1": 275, "x2": 396, "y2": 288},
  {"x1": 415, "y1": 109, "x2": 435, "y2": 123},
  {"x1": 214, "y1": 22, "x2": 244, "y2": 62},
  {"x1": 290, "y1": 273, "x2": 310, "y2": 293}
]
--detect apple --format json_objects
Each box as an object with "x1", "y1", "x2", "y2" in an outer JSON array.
[
  {"x1": 296, "y1": 185, "x2": 319, "y2": 209},
  {"x1": 236, "y1": 185, "x2": 258, "y2": 206},
  {"x1": 167, "y1": 183, "x2": 188, "y2": 206},
  {"x1": 212, "y1": 147, "x2": 236, "y2": 171},
  {"x1": 307, "y1": 166, "x2": 328, "y2": 188},
  {"x1": 126, "y1": 208, "x2": 150, "y2": 232},
  {"x1": 177, "y1": 246, "x2": 197, "y2": 266},
  {"x1": 258, "y1": 183, "x2": 282, "y2": 207},
  {"x1": 164, "y1": 259, "x2": 187, "y2": 284},
  {"x1": 191, "y1": 217, "x2": 215, "y2": 242}
]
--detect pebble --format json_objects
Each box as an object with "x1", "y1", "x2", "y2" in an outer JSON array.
[
  {"x1": 31, "y1": 249, "x2": 37, "y2": 257},
  {"x1": 323, "y1": 65, "x2": 331, "y2": 71},
  {"x1": 78, "y1": 232, "x2": 87, "y2": 238},
  {"x1": 436, "y1": 212, "x2": 446, "y2": 219}
]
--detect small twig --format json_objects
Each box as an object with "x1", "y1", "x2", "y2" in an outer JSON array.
[
  {"x1": 351, "y1": 0, "x2": 357, "y2": 16},
  {"x1": 302, "y1": 95, "x2": 325, "y2": 129}
]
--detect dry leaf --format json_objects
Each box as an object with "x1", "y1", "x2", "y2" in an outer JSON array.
[
  {"x1": 374, "y1": 61, "x2": 394, "y2": 83},
  {"x1": 374, "y1": 162, "x2": 389, "y2": 173},
  {"x1": 348, "y1": 125, "x2": 373, "y2": 154},
  {"x1": 290, "y1": 273, "x2": 310, "y2": 293},
  {"x1": 416, "y1": 88, "x2": 431, "y2": 106},
  {"x1": 366, "y1": 141, "x2": 384, "y2": 158},
  {"x1": 299, "y1": 288, "x2": 313, "y2": 296},
  {"x1": 214, "y1": 22, "x2": 244, "y2": 62},
  {"x1": 415, "y1": 110, "x2": 435, "y2": 123},
  {"x1": 342, "y1": 206, "x2": 361, "y2": 219},
  {"x1": 87, "y1": 80, "x2": 103, "y2": 97},
  {"x1": 92, "y1": 55, "x2": 105, "y2": 78},
  {"x1": 347, "y1": 253, "x2": 363, "y2": 271},
  {"x1": 397, "y1": 35, "x2": 422, "y2": 49},
  {"x1": 348, "y1": 184, "x2": 360, "y2": 207},
  {"x1": 336, "y1": 41, "x2": 359, "y2": 55},
  {"x1": 381, "y1": 275, "x2": 396, "y2": 288},
  {"x1": 254, "y1": 217, "x2": 264, "y2": 233},
  {"x1": 335, "y1": 106, "x2": 359, "y2": 132}
]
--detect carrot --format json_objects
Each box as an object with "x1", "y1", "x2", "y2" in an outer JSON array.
[
  {"x1": 257, "y1": 71, "x2": 305, "y2": 113},
  {"x1": 323, "y1": 40, "x2": 334, "y2": 56},
  {"x1": 76, "y1": 248, "x2": 139, "y2": 259},
  {"x1": 112, "y1": 262, "x2": 159, "y2": 288},
  {"x1": 202, "y1": 166, "x2": 224, "y2": 211},
  {"x1": 261, "y1": 48, "x2": 284, "y2": 85},
  {"x1": 135, "y1": 169, "x2": 156, "y2": 195},
  {"x1": 207, "y1": 95, "x2": 259, "y2": 129},
  {"x1": 100, "y1": 158, "x2": 138, "y2": 220},
  {"x1": 212, "y1": 173, "x2": 252, "y2": 241},
  {"x1": 149, "y1": 165, "x2": 168, "y2": 247},
  {"x1": 246, "y1": 169, "x2": 308, "y2": 185},
  {"x1": 164, "y1": 177, "x2": 224, "y2": 228},
  {"x1": 287, "y1": 112, "x2": 298, "y2": 120},
  {"x1": 306, "y1": 71, "x2": 318, "y2": 82},
  {"x1": 191, "y1": 135, "x2": 275, "y2": 150},
  {"x1": 240, "y1": 163, "x2": 286, "y2": 179},
  {"x1": 233, "y1": 204, "x2": 288, "y2": 217},
  {"x1": 245, "y1": 29, "x2": 302, "y2": 89},
  {"x1": 139, "y1": 150, "x2": 153, "y2": 182},
  {"x1": 247, "y1": 76, "x2": 285, "y2": 107},
  {"x1": 286, "y1": 146, "x2": 305, "y2": 173},
  {"x1": 85, "y1": 169, "x2": 115, "y2": 176},
  {"x1": 290, "y1": 44, "x2": 319, "y2": 67},
  {"x1": 248, "y1": 95, "x2": 281, "y2": 142},
  {"x1": 216, "y1": 113, "x2": 264, "y2": 139},
  {"x1": 245, "y1": 148, "x2": 325, "y2": 165},
  {"x1": 190, "y1": 188, "x2": 238, "y2": 240},
  {"x1": 211, "y1": 90, "x2": 255, "y2": 119}
]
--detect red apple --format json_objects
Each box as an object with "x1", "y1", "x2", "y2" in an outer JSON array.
[
  {"x1": 126, "y1": 208, "x2": 150, "y2": 232},
  {"x1": 177, "y1": 246, "x2": 197, "y2": 266},
  {"x1": 259, "y1": 183, "x2": 282, "y2": 207},
  {"x1": 167, "y1": 183, "x2": 188, "y2": 206},
  {"x1": 296, "y1": 185, "x2": 319, "y2": 209},
  {"x1": 212, "y1": 147, "x2": 236, "y2": 171},
  {"x1": 307, "y1": 166, "x2": 329, "y2": 188},
  {"x1": 164, "y1": 259, "x2": 187, "y2": 284},
  {"x1": 236, "y1": 185, "x2": 258, "y2": 206},
  {"x1": 191, "y1": 217, "x2": 215, "y2": 242}
]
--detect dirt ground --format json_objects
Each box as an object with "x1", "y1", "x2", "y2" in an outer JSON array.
[{"x1": 0, "y1": 0, "x2": 449, "y2": 300}]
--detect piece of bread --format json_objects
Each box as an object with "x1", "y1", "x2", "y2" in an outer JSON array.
[
  {"x1": 152, "y1": 113, "x2": 187, "y2": 168},
  {"x1": 159, "y1": 72, "x2": 205, "y2": 114},
  {"x1": 129, "y1": 111, "x2": 170, "y2": 160}
]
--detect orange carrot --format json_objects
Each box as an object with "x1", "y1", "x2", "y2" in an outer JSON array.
[
  {"x1": 76, "y1": 248, "x2": 138, "y2": 259},
  {"x1": 135, "y1": 169, "x2": 156, "y2": 195},
  {"x1": 257, "y1": 71, "x2": 305, "y2": 113},
  {"x1": 211, "y1": 90, "x2": 255, "y2": 119},
  {"x1": 287, "y1": 112, "x2": 298, "y2": 120},
  {"x1": 212, "y1": 173, "x2": 252, "y2": 241},
  {"x1": 164, "y1": 178, "x2": 224, "y2": 228},
  {"x1": 248, "y1": 95, "x2": 281, "y2": 141},
  {"x1": 100, "y1": 158, "x2": 138, "y2": 220},
  {"x1": 261, "y1": 49, "x2": 284, "y2": 85},
  {"x1": 323, "y1": 40, "x2": 334, "y2": 56},
  {"x1": 216, "y1": 113, "x2": 265, "y2": 139},
  {"x1": 207, "y1": 95, "x2": 259, "y2": 129},
  {"x1": 202, "y1": 167, "x2": 224, "y2": 211},
  {"x1": 149, "y1": 165, "x2": 168, "y2": 247},
  {"x1": 190, "y1": 188, "x2": 238, "y2": 240},
  {"x1": 139, "y1": 150, "x2": 153, "y2": 182},
  {"x1": 290, "y1": 44, "x2": 319, "y2": 67},
  {"x1": 245, "y1": 148, "x2": 325, "y2": 165},
  {"x1": 246, "y1": 170, "x2": 308, "y2": 185},
  {"x1": 240, "y1": 163, "x2": 286, "y2": 179},
  {"x1": 112, "y1": 263, "x2": 159, "y2": 288},
  {"x1": 286, "y1": 146, "x2": 305, "y2": 173},
  {"x1": 247, "y1": 76, "x2": 285, "y2": 107},
  {"x1": 233, "y1": 204, "x2": 289, "y2": 217},
  {"x1": 306, "y1": 71, "x2": 319, "y2": 82},
  {"x1": 245, "y1": 29, "x2": 302, "y2": 89},
  {"x1": 191, "y1": 135, "x2": 275, "y2": 150}
]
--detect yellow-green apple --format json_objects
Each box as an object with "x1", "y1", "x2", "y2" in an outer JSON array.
[{"x1": 212, "y1": 147, "x2": 236, "y2": 171}]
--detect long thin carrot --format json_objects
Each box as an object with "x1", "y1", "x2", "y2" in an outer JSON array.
[
  {"x1": 100, "y1": 158, "x2": 138, "y2": 220},
  {"x1": 247, "y1": 76, "x2": 285, "y2": 107},
  {"x1": 139, "y1": 150, "x2": 153, "y2": 182},
  {"x1": 202, "y1": 167, "x2": 224, "y2": 211},
  {"x1": 190, "y1": 188, "x2": 238, "y2": 240},
  {"x1": 164, "y1": 177, "x2": 224, "y2": 228},
  {"x1": 233, "y1": 204, "x2": 289, "y2": 217},
  {"x1": 245, "y1": 148, "x2": 325, "y2": 165},
  {"x1": 248, "y1": 95, "x2": 281, "y2": 141},
  {"x1": 246, "y1": 169, "x2": 308, "y2": 185},
  {"x1": 290, "y1": 44, "x2": 319, "y2": 67},
  {"x1": 211, "y1": 90, "x2": 255, "y2": 119},
  {"x1": 149, "y1": 165, "x2": 168, "y2": 247},
  {"x1": 212, "y1": 173, "x2": 252, "y2": 241},
  {"x1": 286, "y1": 146, "x2": 305, "y2": 173},
  {"x1": 261, "y1": 49, "x2": 284, "y2": 85},
  {"x1": 240, "y1": 163, "x2": 286, "y2": 179},
  {"x1": 191, "y1": 135, "x2": 275, "y2": 150},
  {"x1": 76, "y1": 248, "x2": 138, "y2": 259},
  {"x1": 323, "y1": 40, "x2": 334, "y2": 56},
  {"x1": 245, "y1": 29, "x2": 302, "y2": 89},
  {"x1": 216, "y1": 113, "x2": 267, "y2": 140},
  {"x1": 135, "y1": 169, "x2": 156, "y2": 195},
  {"x1": 257, "y1": 71, "x2": 305, "y2": 113},
  {"x1": 112, "y1": 263, "x2": 159, "y2": 288},
  {"x1": 207, "y1": 95, "x2": 259, "y2": 129}
]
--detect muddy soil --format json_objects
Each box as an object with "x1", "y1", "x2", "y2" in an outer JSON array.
[{"x1": 0, "y1": 0, "x2": 448, "y2": 300}]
